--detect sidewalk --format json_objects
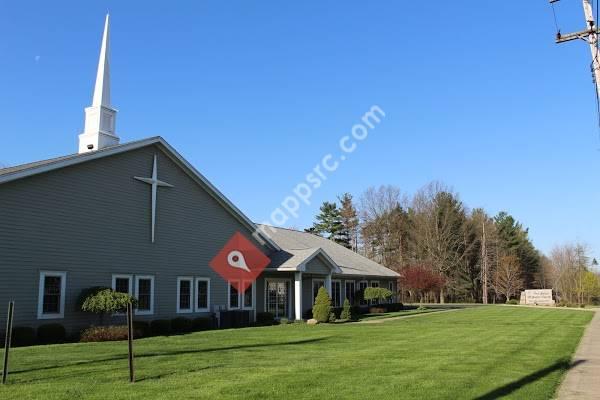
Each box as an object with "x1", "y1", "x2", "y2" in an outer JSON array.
[{"x1": 557, "y1": 308, "x2": 600, "y2": 399}]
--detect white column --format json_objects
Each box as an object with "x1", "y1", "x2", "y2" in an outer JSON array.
[
  {"x1": 325, "y1": 274, "x2": 332, "y2": 296},
  {"x1": 294, "y1": 272, "x2": 302, "y2": 320}
]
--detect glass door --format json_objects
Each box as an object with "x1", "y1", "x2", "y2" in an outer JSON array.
[{"x1": 266, "y1": 280, "x2": 289, "y2": 318}]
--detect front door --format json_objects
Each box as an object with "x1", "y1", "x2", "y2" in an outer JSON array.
[{"x1": 266, "y1": 280, "x2": 290, "y2": 318}]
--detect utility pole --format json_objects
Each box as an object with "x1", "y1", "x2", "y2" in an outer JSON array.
[
  {"x1": 553, "y1": 0, "x2": 600, "y2": 100},
  {"x1": 481, "y1": 222, "x2": 488, "y2": 304}
]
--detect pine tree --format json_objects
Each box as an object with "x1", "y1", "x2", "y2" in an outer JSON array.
[
  {"x1": 306, "y1": 201, "x2": 349, "y2": 247},
  {"x1": 339, "y1": 193, "x2": 358, "y2": 251}
]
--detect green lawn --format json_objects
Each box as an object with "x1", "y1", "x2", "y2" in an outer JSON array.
[{"x1": 0, "y1": 307, "x2": 593, "y2": 399}]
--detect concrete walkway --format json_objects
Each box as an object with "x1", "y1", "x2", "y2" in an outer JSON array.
[{"x1": 557, "y1": 308, "x2": 600, "y2": 400}]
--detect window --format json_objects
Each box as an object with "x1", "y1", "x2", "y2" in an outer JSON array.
[
  {"x1": 358, "y1": 281, "x2": 369, "y2": 305},
  {"x1": 266, "y1": 280, "x2": 290, "y2": 319},
  {"x1": 37, "y1": 271, "x2": 66, "y2": 319},
  {"x1": 331, "y1": 280, "x2": 342, "y2": 307},
  {"x1": 345, "y1": 281, "x2": 355, "y2": 305},
  {"x1": 195, "y1": 278, "x2": 210, "y2": 312},
  {"x1": 243, "y1": 283, "x2": 254, "y2": 310},
  {"x1": 388, "y1": 281, "x2": 395, "y2": 304},
  {"x1": 112, "y1": 274, "x2": 132, "y2": 294},
  {"x1": 177, "y1": 277, "x2": 193, "y2": 313},
  {"x1": 135, "y1": 276, "x2": 154, "y2": 315},
  {"x1": 229, "y1": 284, "x2": 240, "y2": 309},
  {"x1": 312, "y1": 279, "x2": 325, "y2": 305}
]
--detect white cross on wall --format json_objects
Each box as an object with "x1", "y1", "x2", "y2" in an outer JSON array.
[{"x1": 134, "y1": 154, "x2": 173, "y2": 243}]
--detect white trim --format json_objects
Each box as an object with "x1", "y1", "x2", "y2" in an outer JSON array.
[
  {"x1": 135, "y1": 275, "x2": 155, "y2": 315},
  {"x1": 331, "y1": 279, "x2": 342, "y2": 307},
  {"x1": 294, "y1": 272, "x2": 302, "y2": 320},
  {"x1": 37, "y1": 271, "x2": 67, "y2": 320},
  {"x1": 112, "y1": 274, "x2": 133, "y2": 294},
  {"x1": 358, "y1": 280, "x2": 369, "y2": 305},
  {"x1": 242, "y1": 282, "x2": 255, "y2": 311},
  {"x1": 227, "y1": 282, "x2": 242, "y2": 310},
  {"x1": 195, "y1": 277, "x2": 211, "y2": 312},
  {"x1": 344, "y1": 280, "x2": 355, "y2": 304},
  {"x1": 176, "y1": 277, "x2": 194, "y2": 314},
  {"x1": 311, "y1": 278, "x2": 325, "y2": 307},
  {"x1": 294, "y1": 248, "x2": 342, "y2": 274},
  {"x1": 264, "y1": 278, "x2": 293, "y2": 319},
  {"x1": 0, "y1": 136, "x2": 280, "y2": 252}
]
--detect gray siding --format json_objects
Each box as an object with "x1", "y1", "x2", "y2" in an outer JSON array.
[
  {"x1": 0, "y1": 145, "x2": 272, "y2": 333},
  {"x1": 304, "y1": 255, "x2": 331, "y2": 275}
]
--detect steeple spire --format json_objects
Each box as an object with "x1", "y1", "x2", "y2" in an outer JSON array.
[
  {"x1": 78, "y1": 14, "x2": 119, "y2": 154},
  {"x1": 92, "y1": 14, "x2": 111, "y2": 108}
]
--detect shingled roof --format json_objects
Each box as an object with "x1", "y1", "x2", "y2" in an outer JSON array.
[{"x1": 258, "y1": 224, "x2": 399, "y2": 278}]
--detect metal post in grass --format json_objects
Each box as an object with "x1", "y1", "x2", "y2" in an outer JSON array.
[
  {"x1": 127, "y1": 301, "x2": 135, "y2": 383},
  {"x1": 2, "y1": 301, "x2": 14, "y2": 385}
]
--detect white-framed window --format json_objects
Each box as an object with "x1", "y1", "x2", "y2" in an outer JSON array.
[
  {"x1": 135, "y1": 275, "x2": 154, "y2": 315},
  {"x1": 388, "y1": 281, "x2": 395, "y2": 304},
  {"x1": 195, "y1": 278, "x2": 210, "y2": 312},
  {"x1": 228, "y1": 284, "x2": 240, "y2": 310},
  {"x1": 37, "y1": 271, "x2": 67, "y2": 319},
  {"x1": 370, "y1": 281, "x2": 380, "y2": 305},
  {"x1": 345, "y1": 281, "x2": 355, "y2": 305},
  {"x1": 358, "y1": 280, "x2": 369, "y2": 305},
  {"x1": 177, "y1": 277, "x2": 194, "y2": 313},
  {"x1": 242, "y1": 282, "x2": 254, "y2": 310},
  {"x1": 312, "y1": 279, "x2": 325, "y2": 306},
  {"x1": 265, "y1": 279, "x2": 291, "y2": 319},
  {"x1": 331, "y1": 280, "x2": 342, "y2": 307},
  {"x1": 112, "y1": 274, "x2": 133, "y2": 295}
]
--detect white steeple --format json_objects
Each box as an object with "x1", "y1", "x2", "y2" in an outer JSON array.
[{"x1": 78, "y1": 14, "x2": 119, "y2": 154}]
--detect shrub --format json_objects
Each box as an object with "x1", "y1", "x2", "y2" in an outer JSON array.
[
  {"x1": 364, "y1": 287, "x2": 393, "y2": 304},
  {"x1": 312, "y1": 287, "x2": 332, "y2": 322},
  {"x1": 81, "y1": 288, "x2": 137, "y2": 325},
  {"x1": 340, "y1": 298, "x2": 353, "y2": 320},
  {"x1": 255, "y1": 312, "x2": 276, "y2": 326},
  {"x1": 506, "y1": 299, "x2": 519, "y2": 305},
  {"x1": 37, "y1": 323, "x2": 66, "y2": 344},
  {"x1": 133, "y1": 321, "x2": 151, "y2": 337},
  {"x1": 150, "y1": 319, "x2": 171, "y2": 336},
  {"x1": 80, "y1": 325, "x2": 129, "y2": 342},
  {"x1": 11, "y1": 327, "x2": 36, "y2": 347},
  {"x1": 279, "y1": 318, "x2": 292, "y2": 325},
  {"x1": 417, "y1": 305, "x2": 428, "y2": 311},
  {"x1": 171, "y1": 317, "x2": 193, "y2": 334},
  {"x1": 192, "y1": 317, "x2": 214, "y2": 331},
  {"x1": 328, "y1": 312, "x2": 336, "y2": 323}
]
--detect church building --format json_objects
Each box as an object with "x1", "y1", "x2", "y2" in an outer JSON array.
[{"x1": 0, "y1": 16, "x2": 399, "y2": 335}]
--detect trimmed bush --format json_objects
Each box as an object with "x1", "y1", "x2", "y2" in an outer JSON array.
[
  {"x1": 150, "y1": 319, "x2": 171, "y2": 336},
  {"x1": 81, "y1": 326, "x2": 128, "y2": 342},
  {"x1": 171, "y1": 317, "x2": 193, "y2": 333},
  {"x1": 364, "y1": 287, "x2": 393, "y2": 304},
  {"x1": 81, "y1": 288, "x2": 137, "y2": 325},
  {"x1": 255, "y1": 312, "x2": 276, "y2": 326},
  {"x1": 37, "y1": 323, "x2": 66, "y2": 344},
  {"x1": 506, "y1": 299, "x2": 519, "y2": 305},
  {"x1": 340, "y1": 298, "x2": 353, "y2": 320},
  {"x1": 12, "y1": 326, "x2": 36, "y2": 347},
  {"x1": 192, "y1": 317, "x2": 214, "y2": 331},
  {"x1": 278, "y1": 318, "x2": 292, "y2": 325},
  {"x1": 312, "y1": 287, "x2": 332, "y2": 322}
]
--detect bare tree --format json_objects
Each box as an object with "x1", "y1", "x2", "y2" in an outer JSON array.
[{"x1": 494, "y1": 254, "x2": 524, "y2": 302}]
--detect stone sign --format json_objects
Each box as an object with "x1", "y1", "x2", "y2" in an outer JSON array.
[{"x1": 519, "y1": 289, "x2": 555, "y2": 306}]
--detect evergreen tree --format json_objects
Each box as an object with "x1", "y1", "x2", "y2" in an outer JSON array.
[
  {"x1": 312, "y1": 287, "x2": 332, "y2": 322},
  {"x1": 306, "y1": 201, "x2": 349, "y2": 247},
  {"x1": 338, "y1": 193, "x2": 358, "y2": 250}
]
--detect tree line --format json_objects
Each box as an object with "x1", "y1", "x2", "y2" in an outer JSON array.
[{"x1": 305, "y1": 182, "x2": 600, "y2": 305}]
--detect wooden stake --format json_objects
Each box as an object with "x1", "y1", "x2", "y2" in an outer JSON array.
[
  {"x1": 127, "y1": 302, "x2": 135, "y2": 383},
  {"x1": 2, "y1": 301, "x2": 14, "y2": 385}
]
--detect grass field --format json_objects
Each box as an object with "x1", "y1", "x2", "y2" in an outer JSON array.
[{"x1": 0, "y1": 306, "x2": 593, "y2": 399}]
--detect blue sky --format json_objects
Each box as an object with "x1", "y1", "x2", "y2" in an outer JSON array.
[{"x1": 1, "y1": 1, "x2": 599, "y2": 258}]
